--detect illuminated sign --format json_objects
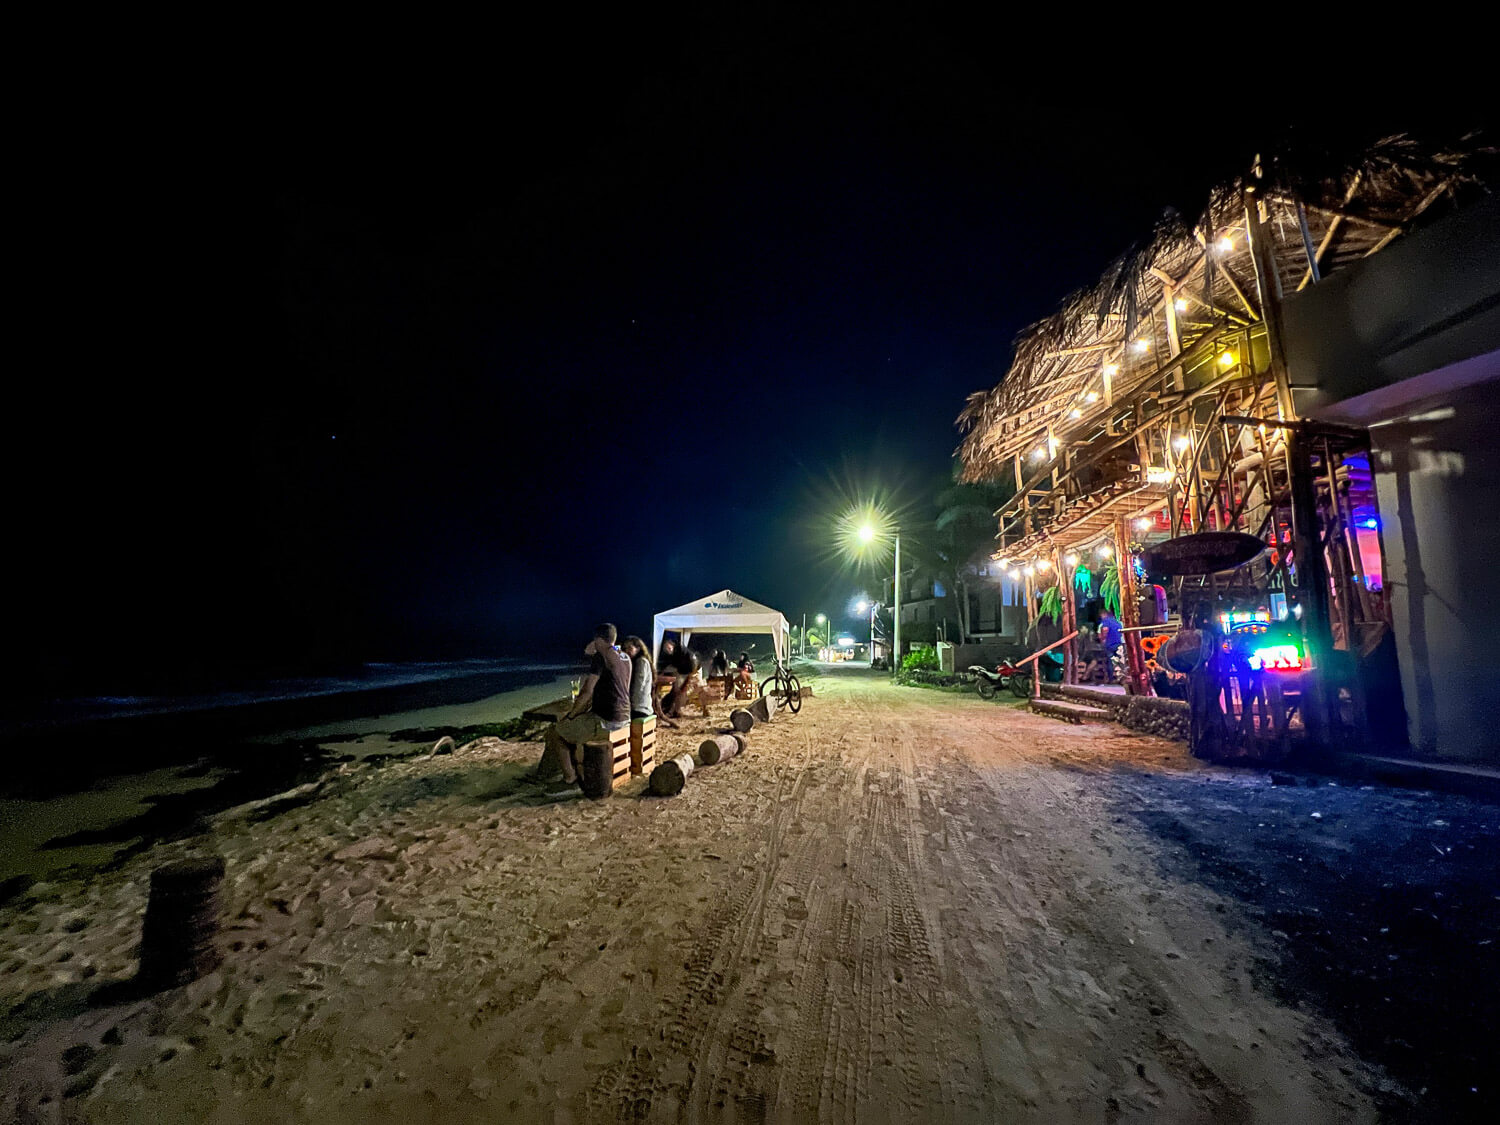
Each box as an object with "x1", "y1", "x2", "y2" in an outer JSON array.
[
  {"x1": 837, "y1": 636, "x2": 856, "y2": 647},
  {"x1": 1248, "y1": 644, "x2": 1304, "y2": 672}
]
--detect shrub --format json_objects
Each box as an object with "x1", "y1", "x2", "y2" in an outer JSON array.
[{"x1": 899, "y1": 645, "x2": 940, "y2": 675}]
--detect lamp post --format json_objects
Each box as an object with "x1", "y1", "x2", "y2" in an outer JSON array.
[
  {"x1": 858, "y1": 522, "x2": 901, "y2": 678},
  {"x1": 815, "y1": 613, "x2": 827, "y2": 661},
  {"x1": 856, "y1": 599, "x2": 878, "y2": 664}
]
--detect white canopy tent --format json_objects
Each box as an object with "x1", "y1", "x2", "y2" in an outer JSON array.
[{"x1": 652, "y1": 589, "x2": 791, "y2": 665}]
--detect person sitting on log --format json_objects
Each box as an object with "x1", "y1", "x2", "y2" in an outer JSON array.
[
  {"x1": 660, "y1": 639, "x2": 708, "y2": 718},
  {"x1": 622, "y1": 634, "x2": 676, "y2": 729},
  {"x1": 708, "y1": 649, "x2": 732, "y2": 700},
  {"x1": 537, "y1": 623, "x2": 631, "y2": 784},
  {"x1": 734, "y1": 651, "x2": 756, "y2": 699}
]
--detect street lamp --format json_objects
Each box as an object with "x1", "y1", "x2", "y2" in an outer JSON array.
[
  {"x1": 815, "y1": 613, "x2": 827, "y2": 660},
  {"x1": 848, "y1": 511, "x2": 900, "y2": 677},
  {"x1": 856, "y1": 599, "x2": 877, "y2": 663}
]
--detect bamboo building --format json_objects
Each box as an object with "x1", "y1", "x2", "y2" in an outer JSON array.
[{"x1": 957, "y1": 136, "x2": 1498, "y2": 762}]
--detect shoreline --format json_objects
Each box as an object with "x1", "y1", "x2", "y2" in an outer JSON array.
[{"x1": 0, "y1": 671, "x2": 577, "y2": 889}]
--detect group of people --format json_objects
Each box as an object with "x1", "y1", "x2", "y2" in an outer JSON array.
[{"x1": 536, "y1": 625, "x2": 756, "y2": 786}]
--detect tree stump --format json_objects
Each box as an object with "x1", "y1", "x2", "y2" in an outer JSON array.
[
  {"x1": 697, "y1": 733, "x2": 744, "y2": 766},
  {"x1": 729, "y1": 708, "x2": 755, "y2": 733},
  {"x1": 649, "y1": 753, "x2": 696, "y2": 796},
  {"x1": 579, "y1": 739, "x2": 614, "y2": 799},
  {"x1": 749, "y1": 695, "x2": 778, "y2": 725},
  {"x1": 138, "y1": 856, "x2": 225, "y2": 989}
]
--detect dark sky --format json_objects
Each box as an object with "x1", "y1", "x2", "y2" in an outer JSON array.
[{"x1": 11, "y1": 16, "x2": 1487, "y2": 689}]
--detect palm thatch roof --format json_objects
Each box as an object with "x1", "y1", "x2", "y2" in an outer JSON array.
[{"x1": 957, "y1": 134, "x2": 1493, "y2": 482}]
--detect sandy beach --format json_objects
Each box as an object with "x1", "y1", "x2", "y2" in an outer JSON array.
[
  {"x1": 0, "y1": 672, "x2": 577, "y2": 890},
  {"x1": 3, "y1": 663, "x2": 1428, "y2": 1122}
]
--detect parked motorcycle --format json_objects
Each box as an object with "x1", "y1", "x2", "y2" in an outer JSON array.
[{"x1": 968, "y1": 661, "x2": 1023, "y2": 700}]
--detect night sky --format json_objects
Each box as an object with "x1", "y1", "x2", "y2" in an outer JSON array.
[{"x1": 11, "y1": 17, "x2": 1486, "y2": 692}]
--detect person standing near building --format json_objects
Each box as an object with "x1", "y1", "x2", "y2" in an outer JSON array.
[{"x1": 1099, "y1": 607, "x2": 1122, "y2": 684}]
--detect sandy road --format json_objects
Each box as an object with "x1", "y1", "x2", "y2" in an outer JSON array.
[{"x1": 1, "y1": 665, "x2": 1380, "y2": 1122}]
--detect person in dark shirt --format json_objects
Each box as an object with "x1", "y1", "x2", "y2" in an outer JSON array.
[
  {"x1": 708, "y1": 649, "x2": 731, "y2": 700},
  {"x1": 660, "y1": 638, "x2": 705, "y2": 718},
  {"x1": 537, "y1": 623, "x2": 631, "y2": 784}
]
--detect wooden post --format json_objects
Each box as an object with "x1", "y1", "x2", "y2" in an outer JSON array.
[
  {"x1": 1053, "y1": 545, "x2": 1078, "y2": 685},
  {"x1": 138, "y1": 856, "x2": 225, "y2": 989},
  {"x1": 1114, "y1": 517, "x2": 1149, "y2": 695}
]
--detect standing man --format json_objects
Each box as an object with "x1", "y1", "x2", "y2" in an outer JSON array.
[
  {"x1": 1098, "y1": 607, "x2": 1122, "y2": 684},
  {"x1": 538, "y1": 623, "x2": 632, "y2": 784}
]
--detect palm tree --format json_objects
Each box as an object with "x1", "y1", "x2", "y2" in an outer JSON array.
[{"x1": 932, "y1": 474, "x2": 1014, "y2": 644}]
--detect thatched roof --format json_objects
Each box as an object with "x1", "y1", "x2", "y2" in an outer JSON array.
[{"x1": 957, "y1": 134, "x2": 1493, "y2": 482}]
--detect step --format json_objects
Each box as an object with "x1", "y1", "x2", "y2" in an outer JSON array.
[{"x1": 1028, "y1": 698, "x2": 1115, "y2": 724}]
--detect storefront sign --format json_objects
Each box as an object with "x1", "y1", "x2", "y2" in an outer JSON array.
[{"x1": 1142, "y1": 532, "x2": 1266, "y2": 576}]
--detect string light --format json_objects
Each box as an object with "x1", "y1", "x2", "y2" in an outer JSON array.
[
  {"x1": 1132, "y1": 339, "x2": 1150, "y2": 353},
  {"x1": 1173, "y1": 435, "x2": 1190, "y2": 452},
  {"x1": 1008, "y1": 569, "x2": 1020, "y2": 580},
  {"x1": 1097, "y1": 544, "x2": 1114, "y2": 557},
  {"x1": 1134, "y1": 518, "x2": 1151, "y2": 531},
  {"x1": 1217, "y1": 235, "x2": 1234, "y2": 253},
  {"x1": 1031, "y1": 446, "x2": 1046, "y2": 459},
  {"x1": 1069, "y1": 408, "x2": 1082, "y2": 418},
  {"x1": 1174, "y1": 298, "x2": 1188, "y2": 313},
  {"x1": 1064, "y1": 552, "x2": 1079, "y2": 566},
  {"x1": 1085, "y1": 391, "x2": 1100, "y2": 403},
  {"x1": 1036, "y1": 559, "x2": 1051, "y2": 572},
  {"x1": 1102, "y1": 363, "x2": 1119, "y2": 377},
  {"x1": 1218, "y1": 351, "x2": 1237, "y2": 368},
  {"x1": 1023, "y1": 565, "x2": 1035, "y2": 577}
]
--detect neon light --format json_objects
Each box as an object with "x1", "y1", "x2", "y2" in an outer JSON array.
[
  {"x1": 1248, "y1": 644, "x2": 1304, "y2": 672},
  {"x1": 1219, "y1": 610, "x2": 1271, "y2": 630}
]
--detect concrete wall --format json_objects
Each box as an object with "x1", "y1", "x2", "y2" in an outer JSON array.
[
  {"x1": 1285, "y1": 199, "x2": 1500, "y2": 761},
  {"x1": 1362, "y1": 370, "x2": 1500, "y2": 759}
]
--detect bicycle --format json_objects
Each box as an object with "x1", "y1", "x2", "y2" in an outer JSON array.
[{"x1": 758, "y1": 656, "x2": 803, "y2": 714}]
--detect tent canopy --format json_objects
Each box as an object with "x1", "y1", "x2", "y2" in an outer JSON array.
[{"x1": 653, "y1": 589, "x2": 790, "y2": 665}]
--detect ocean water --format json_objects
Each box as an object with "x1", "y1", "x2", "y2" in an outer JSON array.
[{"x1": 2, "y1": 659, "x2": 577, "y2": 736}]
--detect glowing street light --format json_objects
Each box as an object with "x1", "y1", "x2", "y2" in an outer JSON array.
[{"x1": 846, "y1": 506, "x2": 901, "y2": 676}]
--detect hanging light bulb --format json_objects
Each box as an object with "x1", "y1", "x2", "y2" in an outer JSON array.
[
  {"x1": 1097, "y1": 544, "x2": 1114, "y2": 558},
  {"x1": 1132, "y1": 339, "x2": 1150, "y2": 353},
  {"x1": 1023, "y1": 565, "x2": 1035, "y2": 577},
  {"x1": 1217, "y1": 235, "x2": 1234, "y2": 253},
  {"x1": 1218, "y1": 351, "x2": 1237, "y2": 368},
  {"x1": 1008, "y1": 569, "x2": 1020, "y2": 580},
  {"x1": 1085, "y1": 391, "x2": 1100, "y2": 403},
  {"x1": 1174, "y1": 297, "x2": 1188, "y2": 313},
  {"x1": 1173, "y1": 435, "x2": 1190, "y2": 452},
  {"x1": 1103, "y1": 363, "x2": 1119, "y2": 377},
  {"x1": 1069, "y1": 408, "x2": 1082, "y2": 419},
  {"x1": 1064, "y1": 552, "x2": 1079, "y2": 567},
  {"x1": 1036, "y1": 559, "x2": 1051, "y2": 572},
  {"x1": 1135, "y1": 518, "x2": 1151, "y2": 531},
  {"x1": 1031, "y1": 446, "x2": 1047, "y2": 459}
]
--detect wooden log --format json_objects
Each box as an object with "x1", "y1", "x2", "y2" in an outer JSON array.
[
  {"x1": 697, "y1": 733, "x2": 743, "y2": 767},
  {"x1": 649, "y1": 753, "x2": 695, "y2": 797},
  {"x1": 138, "y1": 856, "x2": 225, "y2": 989},
  {"x1": 729, "y1": 708, "x2": 755, "y2": 733},
  {"x1": 749, "y1": 694, "x2": 778, "y2": 725},
  {"x1": 797, "y1": 685, "x2": 814, "y2": 698},
  {"x1": 579, "y1": 739, "x2": 614, "y2": 799}
]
